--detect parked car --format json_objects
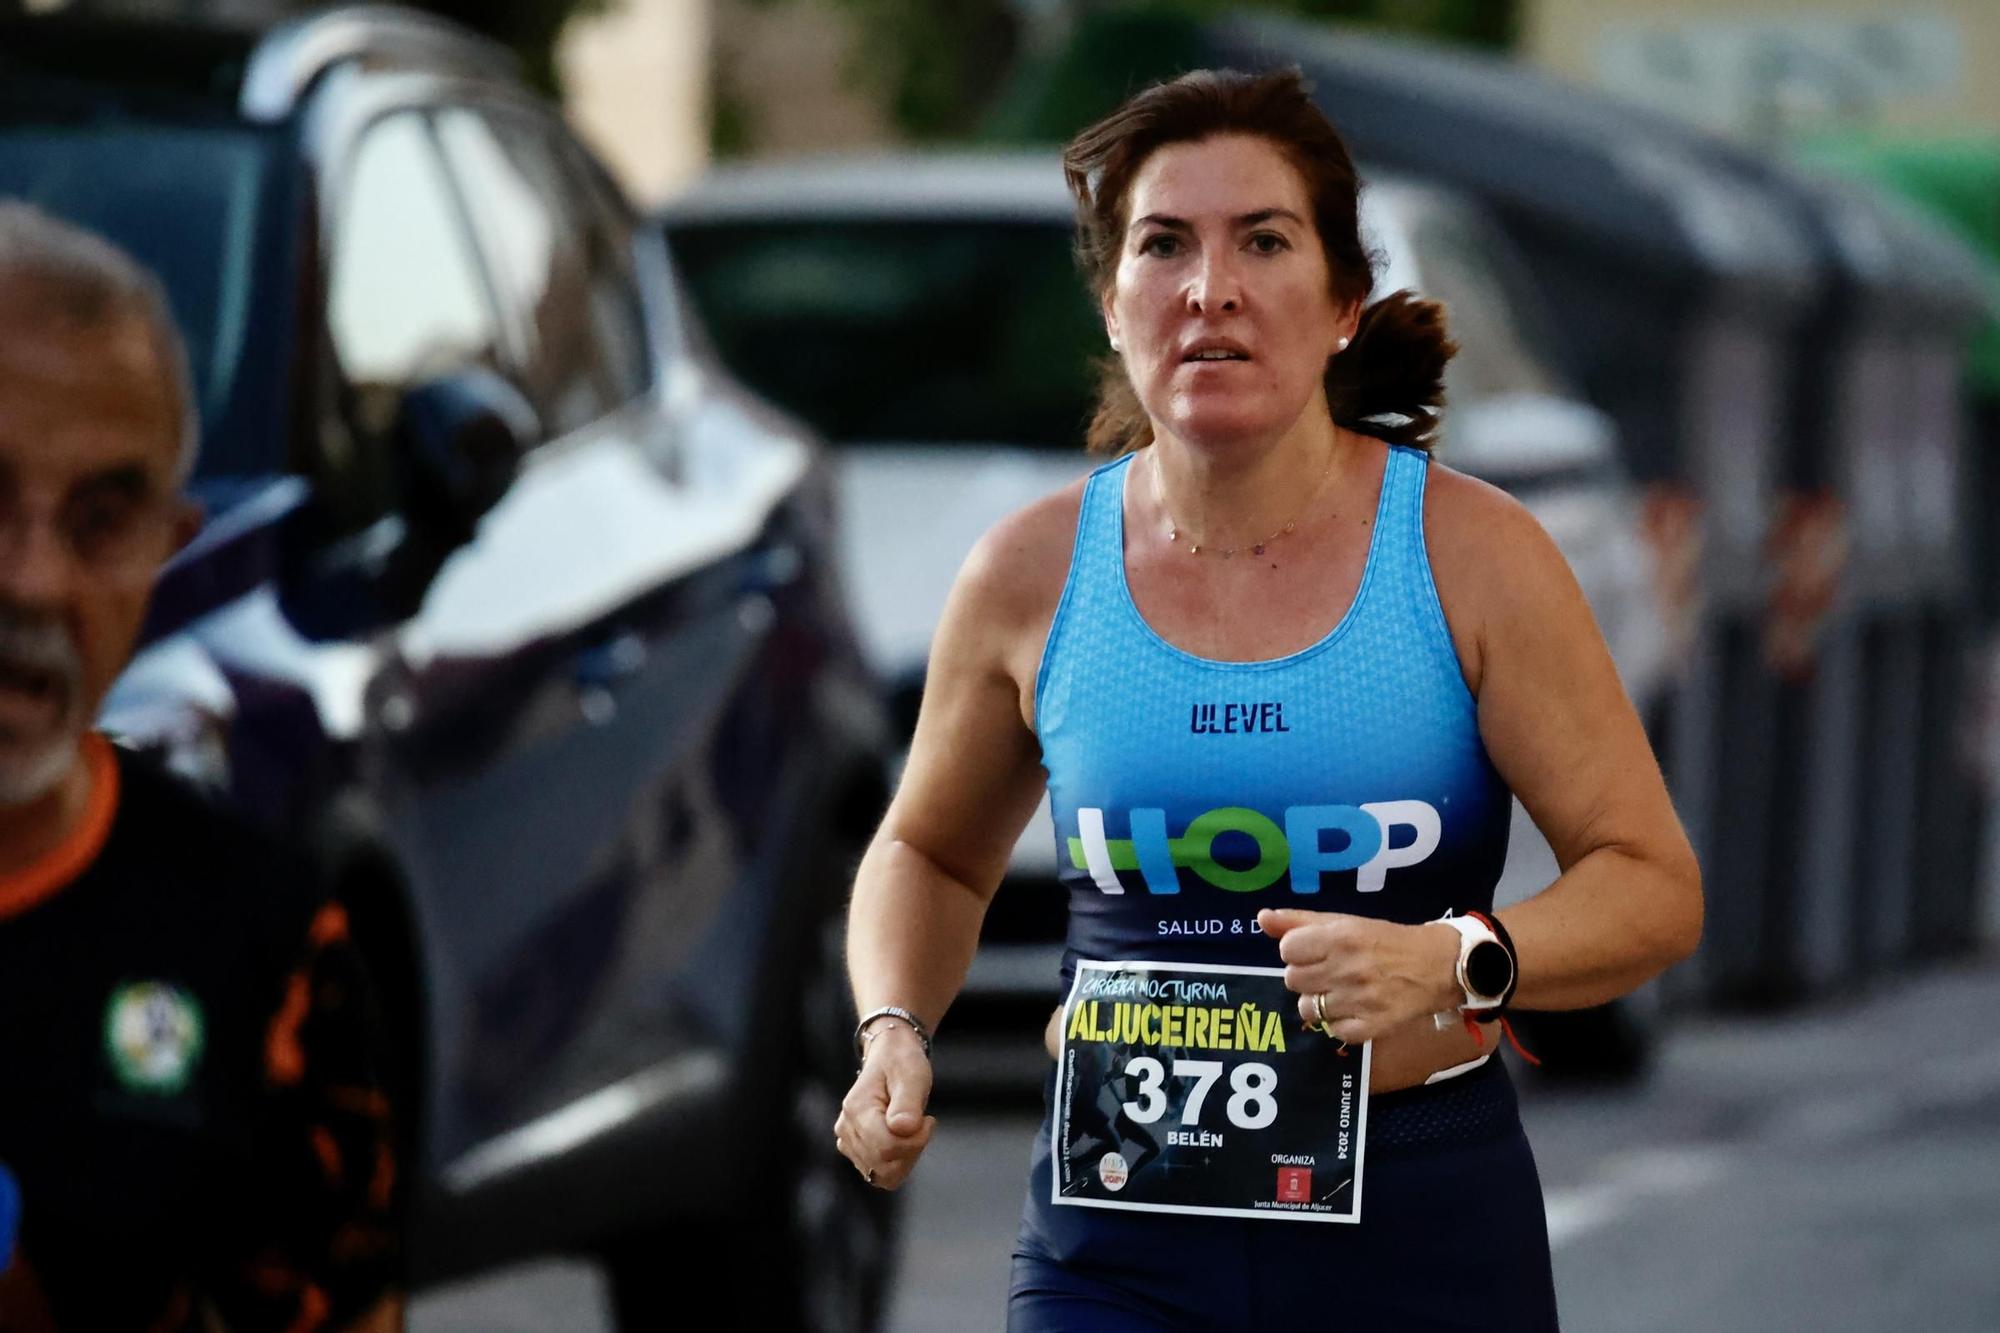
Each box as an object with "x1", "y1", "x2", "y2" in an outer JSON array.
[
  {"x1": 661, "y1": 151, "x2": 1672, "y2": 1082},
  {"x1": 0, "y1": 9, "x2": 896, "y2": 1329}
]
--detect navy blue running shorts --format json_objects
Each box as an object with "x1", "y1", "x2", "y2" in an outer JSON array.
[{"x1": 1010, "y1": 1057, "x2": 1559, "y2": 1332}]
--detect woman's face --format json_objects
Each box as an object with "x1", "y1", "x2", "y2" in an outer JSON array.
[{"x1": 1104, "y1": 133, "x2": 1356, "y2": 456}]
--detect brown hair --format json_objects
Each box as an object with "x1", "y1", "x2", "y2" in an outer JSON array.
[{"x1": 1062, "y1": 67, "x2": 1454, "y2": 456}]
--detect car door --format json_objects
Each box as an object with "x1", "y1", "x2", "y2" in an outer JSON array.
[
  {"x1": 368, "y1": 98, "x2": 806, "y2": 1192},
  {"x1": 317, "y1": 99, "x2": 600, "y2": 1172}
]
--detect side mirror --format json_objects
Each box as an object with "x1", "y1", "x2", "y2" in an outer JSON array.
[
  {"x1": 278, "y1": 369, "x2": 538, "y2": 641},
  {"x1": 395, "y1": 366, "x2": 539, "y2": 546}
]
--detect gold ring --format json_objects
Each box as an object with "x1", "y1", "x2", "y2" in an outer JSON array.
[{"x1": 1308, "y1": 992, "x2": 1330, "y2": 1032}]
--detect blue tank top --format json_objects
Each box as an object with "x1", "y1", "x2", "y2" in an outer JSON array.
[{"x1": 1035, "y1": 444, "x2": 1512, "y2": 980}]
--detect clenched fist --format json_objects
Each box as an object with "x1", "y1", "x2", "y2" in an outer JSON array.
[
  {"x1": 1257, "y1": 909, "x2": 1460, "y2": 1044},
  {"x1": 833, "y1": 1022, "x2": 937, "y2": 1192}
]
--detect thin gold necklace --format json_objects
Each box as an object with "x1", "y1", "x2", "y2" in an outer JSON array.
[{"x1": 1151, "y1": 443, "x2": 1337, "y2": 559}]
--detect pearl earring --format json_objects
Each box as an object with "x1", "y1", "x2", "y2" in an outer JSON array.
[
  {"x1": 1110, "y1": 336, "x2": 1122, "y2": 352},
  {"x1": 1336, "y1": 335, "x2": 1351, "y2": 352}
]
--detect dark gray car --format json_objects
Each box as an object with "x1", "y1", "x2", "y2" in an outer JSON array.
[{"x1": 2, "y1": 8, "x2": 897, "y2": 1329}]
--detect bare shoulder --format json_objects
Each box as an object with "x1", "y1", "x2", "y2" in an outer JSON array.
[
  {"x1": 936, "y1": 473, "x2": 1089, "y2": 693},
  {"x1": 957, "y1": 476, "x2": 1087, "y2": 623},
  {"x1": 883, "y1": 475, "x2": 1089, "y2": 883},
  {"x1": 1421, "y1": 461, "x2": 1565, "y2": 581},
  {"x1": 1420, "y1": 459, "x2": 1588, "y2": 692}
]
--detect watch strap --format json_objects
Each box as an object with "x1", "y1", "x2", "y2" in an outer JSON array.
[
  {"x1": 1439, "y1": 914, "x2": 1504, "y2": 1010},
  {"x1": 1464, "y1": 910, "x2": 1522, "y2": 1012}
]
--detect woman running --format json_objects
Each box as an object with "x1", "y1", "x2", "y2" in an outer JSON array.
[{"x1": 836, "y1": 67, "x2": 1702, "y2": 1330}]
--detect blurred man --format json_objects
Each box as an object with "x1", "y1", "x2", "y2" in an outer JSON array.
[{"x1": 0, "y1": 202, "x2": 403, "y2": 1332}]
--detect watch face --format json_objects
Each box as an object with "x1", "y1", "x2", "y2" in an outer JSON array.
[{"x1": 1465, "y1": 939, "x2": 1513, "y2": 1001}]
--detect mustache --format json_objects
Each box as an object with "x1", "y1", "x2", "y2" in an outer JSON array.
[{"x1": 0, "y1": 603, "x2": 82, "y2": 695}]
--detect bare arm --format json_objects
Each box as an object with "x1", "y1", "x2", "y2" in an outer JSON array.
[
  {"x1": 1433, "y1": 469, "x2": 1703, "y2": 1009},
  {"x1": 837, "y1": 493, "x2": 1074, "y2": 1188},
  {"x1": 1177, "y1": 464, "x2": 1699, "y2": 1072},
  {"x1": 847, "y1": 497, "x2": 1062, "y2": 1030}
]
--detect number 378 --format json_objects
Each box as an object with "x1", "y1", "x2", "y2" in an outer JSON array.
[{"x1": 1120, "y1": 1058, "x2": 1277, "y2": 1130}]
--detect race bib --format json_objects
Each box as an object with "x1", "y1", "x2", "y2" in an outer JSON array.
[{"x1": 1052, "y1": 959, "x2": 1370, "y2": 1223}]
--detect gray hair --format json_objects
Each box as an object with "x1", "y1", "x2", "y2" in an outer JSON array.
[{"x1": 0, "y1": 200, "x2": 200, "y2": 484}]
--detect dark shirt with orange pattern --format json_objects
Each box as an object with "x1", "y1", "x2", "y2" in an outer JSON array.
[{"x1": 0, "y1": 735, "x2": 400, "y2": 1330}]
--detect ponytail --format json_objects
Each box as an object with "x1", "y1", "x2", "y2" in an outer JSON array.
[{"x1": 1328, "y1": 289, "x2": 1455, "y2": 450}]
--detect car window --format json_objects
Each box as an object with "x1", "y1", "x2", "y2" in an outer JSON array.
[
  {"x1": 329, "y1": 111, "x2": 506, "y2": 443},
  {"x1": 548, "y1": 132, "x2": 654, "y2": 403},
  {"x1": 666, "y1": 218, "x2": 1100, "y2": 449},
  {"x1": 1408, "y1": 204, "x2": 1563, "y2": 405},
  {"x1": 0, "y1": 119, "x2": 294, "y2": 477},
  {"x1": 434, "y1": 107, "x2": 634, "y2": 436}
]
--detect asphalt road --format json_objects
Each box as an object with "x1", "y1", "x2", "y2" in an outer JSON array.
[{"x1": 411, "y1": 954, "x2": 2000, "y2": 1331}]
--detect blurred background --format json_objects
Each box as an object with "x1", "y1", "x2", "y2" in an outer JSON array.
[{"x1": 4, "y1": 0, "x2": 1999, "y2": 1329}]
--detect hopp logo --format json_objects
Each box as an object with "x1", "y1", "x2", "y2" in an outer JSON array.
[{"x1": 1068, "y1": 801, "x2": 1441, "y2": 896}]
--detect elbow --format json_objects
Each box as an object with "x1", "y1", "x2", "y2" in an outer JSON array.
[{"x1": 1663, "y1": 847, "x2": 1704, "y2": 968}]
